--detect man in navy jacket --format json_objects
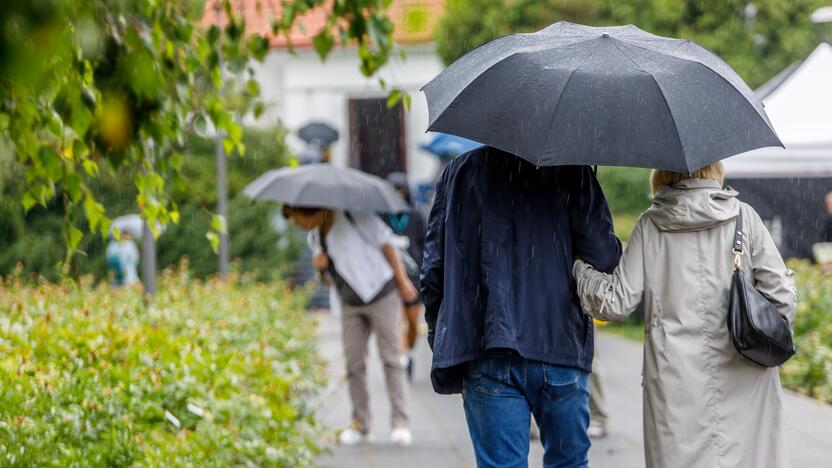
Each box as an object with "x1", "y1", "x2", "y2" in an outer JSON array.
[{"x1": 421, "y1": 146, "x2": 621, "y2": 467}]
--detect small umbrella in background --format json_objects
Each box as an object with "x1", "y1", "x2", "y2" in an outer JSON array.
[
  {"x1": 422, "y1": 21, "x2": 782, "y2": 172},
  {"x1": 297, "y1": 122, "x2": 339, "y2": 147},
  {"x1": 243, "y1": 164, "x2": 409, "y2": 213},
  {"x1": 421, "y1": 133, "x2": 482, "y2": 162},
  {"x1": 109, "y1": 214, "x2": 164, "y2": 239},
  {"x1": 110, "y1": 214, "x2": 144, "y2": 239}
]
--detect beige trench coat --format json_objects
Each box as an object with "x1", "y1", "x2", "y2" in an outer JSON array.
[{"x1": 574, "y1": 179, "x2": 797, "y2": 468}]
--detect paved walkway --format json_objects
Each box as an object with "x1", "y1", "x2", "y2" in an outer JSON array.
[{"x1": 313, "y1": 313, "x2": 832, "y2": 467}]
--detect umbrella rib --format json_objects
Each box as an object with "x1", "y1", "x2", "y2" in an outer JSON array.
[
  {"x1": 611, "y1": 39, "x2": 687, "y2": 172},
  {"x1": 541, "y1": 40, "x2": 603, "y2": 162}
]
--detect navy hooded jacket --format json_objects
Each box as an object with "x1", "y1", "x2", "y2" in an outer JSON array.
[{"x1": 421, "y1": 147, "x2": 622, "y2": 394}]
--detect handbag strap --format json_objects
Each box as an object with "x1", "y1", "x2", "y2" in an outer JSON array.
[{"x1": 733, "y1": 209, "x2": 744, "y2": 270}]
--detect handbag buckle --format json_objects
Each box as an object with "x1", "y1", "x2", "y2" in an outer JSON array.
[{"x1": 733, "y1": 249, "x2": 743, "y2": 270}]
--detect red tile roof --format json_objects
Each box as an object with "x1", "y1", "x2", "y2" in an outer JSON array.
[{"x1": 201, "y1": 0, "x2": 445, "y2": 49}]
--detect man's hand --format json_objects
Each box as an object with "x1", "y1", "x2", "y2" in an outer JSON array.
[
  {"x1": 397, "y1": 277, "x2": 418, "y2": 303},
  {"x1": 313, "y1": 252, "x2": 330, "y2": 272}
]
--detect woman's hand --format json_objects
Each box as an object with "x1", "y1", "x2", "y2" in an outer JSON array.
[
  {"x1": 313, "y1": 252, "x2": 330, "y2": 272},
  {"x1": 397, "y1": 277, "x2": 419, "y2": 303}
]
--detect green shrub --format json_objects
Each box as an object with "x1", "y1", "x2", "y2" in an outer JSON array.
[
  {"x1": 596, "y1": 166, "x2": 652, "y2": 216},
  {"x1": 0, "y1": 267, "x2": 322, "y2": 466},
  {"x1": 781, "y1": 260, "x2": 832, "y2": 403}
]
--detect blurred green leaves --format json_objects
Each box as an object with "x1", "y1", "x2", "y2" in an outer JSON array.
[{"x1": 0, "y1": 0, "x2": 396, "y2": 267}]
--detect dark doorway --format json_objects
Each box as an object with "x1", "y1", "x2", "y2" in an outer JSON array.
[{"x1": 348, "y1": 98, "x2": 406, "y2": 178}]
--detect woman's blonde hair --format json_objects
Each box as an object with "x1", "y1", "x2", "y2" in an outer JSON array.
[{"x1": 650, "y1": 161, "x2": 725, "y2": 196}]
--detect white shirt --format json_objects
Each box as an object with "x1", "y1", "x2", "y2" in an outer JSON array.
[{"x1": 308, "y1": 211, "x2": 396, "y2": 303}]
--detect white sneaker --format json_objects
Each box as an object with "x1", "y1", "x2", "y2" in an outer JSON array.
[
  {"x1": 390, "y1": 427, "x2": 413, "y2": 447},
  {"x1": 338, "y1": 427, "x2": 370, "y2": 445},
  {"x1": 587, "y1": 420, "x2": 608, "y2": 439}
]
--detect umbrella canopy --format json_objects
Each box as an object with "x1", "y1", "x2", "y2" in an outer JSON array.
[
  {"x1": 420, "y1": 133, "x2": 482, "y2": 162},
  {"x1": 422, "y1": 21, "x2": 781, "y2": 173},
  {"x1": 109, "y1": 214, "x2": 163, "y2": 239},
  {"x1": 243, "y1": 164, "x2": 410, "y2": 213},
  {"x1": 297, "y1": 122, "x2": 339, "y2": 146}
]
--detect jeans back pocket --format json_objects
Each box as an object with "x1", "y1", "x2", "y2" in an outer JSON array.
[{"x1": 464, "y1": 354, "x2": 511, "y2": 396}]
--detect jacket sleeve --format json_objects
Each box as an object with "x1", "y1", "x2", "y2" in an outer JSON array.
[
  {"x1": 421, "y1": 171, "x2": 450, "y2": 351},
  {"x1": 568, "y1": 167, "x2": 622, "y2": 273},
  {"x1": 746, "y1": 205, "x2": 798, "y2": 329},
  {"x1": 572, "y1": 216, "x2": 646, "y2": 322}
]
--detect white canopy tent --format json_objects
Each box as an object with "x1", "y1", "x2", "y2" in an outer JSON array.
[{"x1": 724, "y1": 42, "x2": 832, "y2": 178}]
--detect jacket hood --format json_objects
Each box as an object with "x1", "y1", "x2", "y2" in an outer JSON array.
[{"x1": 646, "y1": 179, "x2": 740, "y2": 232}]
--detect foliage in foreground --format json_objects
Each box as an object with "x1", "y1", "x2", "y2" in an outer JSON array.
[{"x1": 0, "y1": 267, "x2": 323, "y2": 466}]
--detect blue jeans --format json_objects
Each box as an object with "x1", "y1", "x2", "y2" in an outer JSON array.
[{"x1": 463, "y1": 350, "x2": 590, "y2": 468}]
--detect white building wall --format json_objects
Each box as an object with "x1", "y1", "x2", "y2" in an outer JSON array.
[{"x1": 249, "y1": 43, "x2": 445, "y2": 184}]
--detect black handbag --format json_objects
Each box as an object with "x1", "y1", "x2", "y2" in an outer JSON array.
[{"x1": 727, "y1": 210, "x2": 796, "y2": 367}]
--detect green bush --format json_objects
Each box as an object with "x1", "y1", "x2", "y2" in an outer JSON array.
[
  {"x1": 596, "y1": 166, "x2": 652, "y2": 216},
  {"x1": 781, "y1": 260, "x2": 832, "y2": 403},
  {"x1": 0, "y1": 128, "x2": 301, "y2": 282},
  {"x1": 0, "y1": 267, "x2": 322, "y2": 466}
]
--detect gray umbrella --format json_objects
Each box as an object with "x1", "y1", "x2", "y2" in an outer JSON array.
[
  {"x1": 243, "y1": 164, "x2": 410, "y2": 213},
  {"x1": 422, "y1": 22, "x2": 782, "y2": 173}
]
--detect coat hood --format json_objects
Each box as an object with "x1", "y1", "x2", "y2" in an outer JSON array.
[{"x1": 646, "y1": 179, "x2": 740, "y2": 232}]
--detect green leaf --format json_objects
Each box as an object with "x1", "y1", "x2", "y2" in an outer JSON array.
[
  {"x1": 245, "y1": 79, "x2": 260, "y2": 97},
  {"x1": 39, "y1": 146, "x2": 63, "y2": 181},
  {"x1": 312, "y1": 30, "x2": 334, "y2": 60},
  {"x1": 207, "y1": 25, "x2": 221, "y2": 45},
  {"x1": 65, "y1": 172, "x2": 83, "y2": 203},
  {"x1": 82, "y1": 160, "x2": 99, "y2": 177},
  {"x1": 206, "y1": 232, "x2": 220, "y2": 253},
  {"x1": 211, "y1": 214, "x2": 227, "y2": 235},
  {"x1": 248, "y1": 36, "x2": 270, "y2": 61},
  {"x1": 386, "y1": 89, "x2": 402, "y2": 108},
  {"x1": 84, "y1": 196, "x2": 106, "y2": 232},
  {"x1": 99, "y1": 217, "x2": 112, "y2": 239},
  {"x1": 211, "y1": 67, "x2": 223, "y2": 89},
  {"x1": 403, "y1": 94, "x2": 412, "y2": 112},
  {"x1": 22, "y1": 193, "x2": 37, "y2": 213},
  {"x1": 68, "y1": 225, "x2": 83, "y2": 250}
]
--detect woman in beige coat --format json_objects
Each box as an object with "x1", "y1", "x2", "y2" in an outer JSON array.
[{"x1": 573, "y1": 162, "x2": 796, "y2": 468}]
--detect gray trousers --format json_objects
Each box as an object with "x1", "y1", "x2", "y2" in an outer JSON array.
[
  {"x1": 342, "y1": 290, "x2": 409, "y2": 431},
  {"x1": 589, "y1": 345, "x2": 609, "y2": 425}
]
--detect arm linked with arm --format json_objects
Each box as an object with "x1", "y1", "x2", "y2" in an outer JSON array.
[
  {"x1": 569, "y1": 167, "x2": 622, "y2": 273},
  {"x1": 573, "y1": 217, "x2": 645, "y2": 322}
]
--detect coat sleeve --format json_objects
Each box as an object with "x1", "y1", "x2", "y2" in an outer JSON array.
[
  {"x1": 572, "y1": 216, "x2": 646, "y2": 322},
  {"x1": 745, "y1": 204, "x2": 798, "y2": 329},
  {"x1": 421, "y1": 171, "x2": 450, "y2": 351},
  {"x1": 568, "y1": 167, "x2": 622, "y2": 273}
]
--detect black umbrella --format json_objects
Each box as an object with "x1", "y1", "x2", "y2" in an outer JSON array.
[
  {"x1": 243, "y1": 164, "x2": 410, "y2": 213},
  {"x1": 422, "y1": 22, "x2": 782, "y2": 172},
  {"x1": 297, "y1": 122, "x2": 339, "y2": 146}
]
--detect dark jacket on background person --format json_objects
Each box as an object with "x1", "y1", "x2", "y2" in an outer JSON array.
[{"x1": 420, "y1": 147, "x2": 622, "y2": 394}]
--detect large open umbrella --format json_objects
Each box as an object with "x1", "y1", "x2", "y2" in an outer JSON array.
[
  {"x1": 243, "y1": 164, "x2": 409, "y2": 213},
  {"x1": 422, "y1": 22, "x2": 781, "y2": 173}
]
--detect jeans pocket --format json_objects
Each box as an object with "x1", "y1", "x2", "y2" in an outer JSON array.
[
  {"x1": 542, "y1": 364, "x2": 584, "y2": 400},
  {"x1": 464, "y1": 355, "x2": 511, "y2": 396}
]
